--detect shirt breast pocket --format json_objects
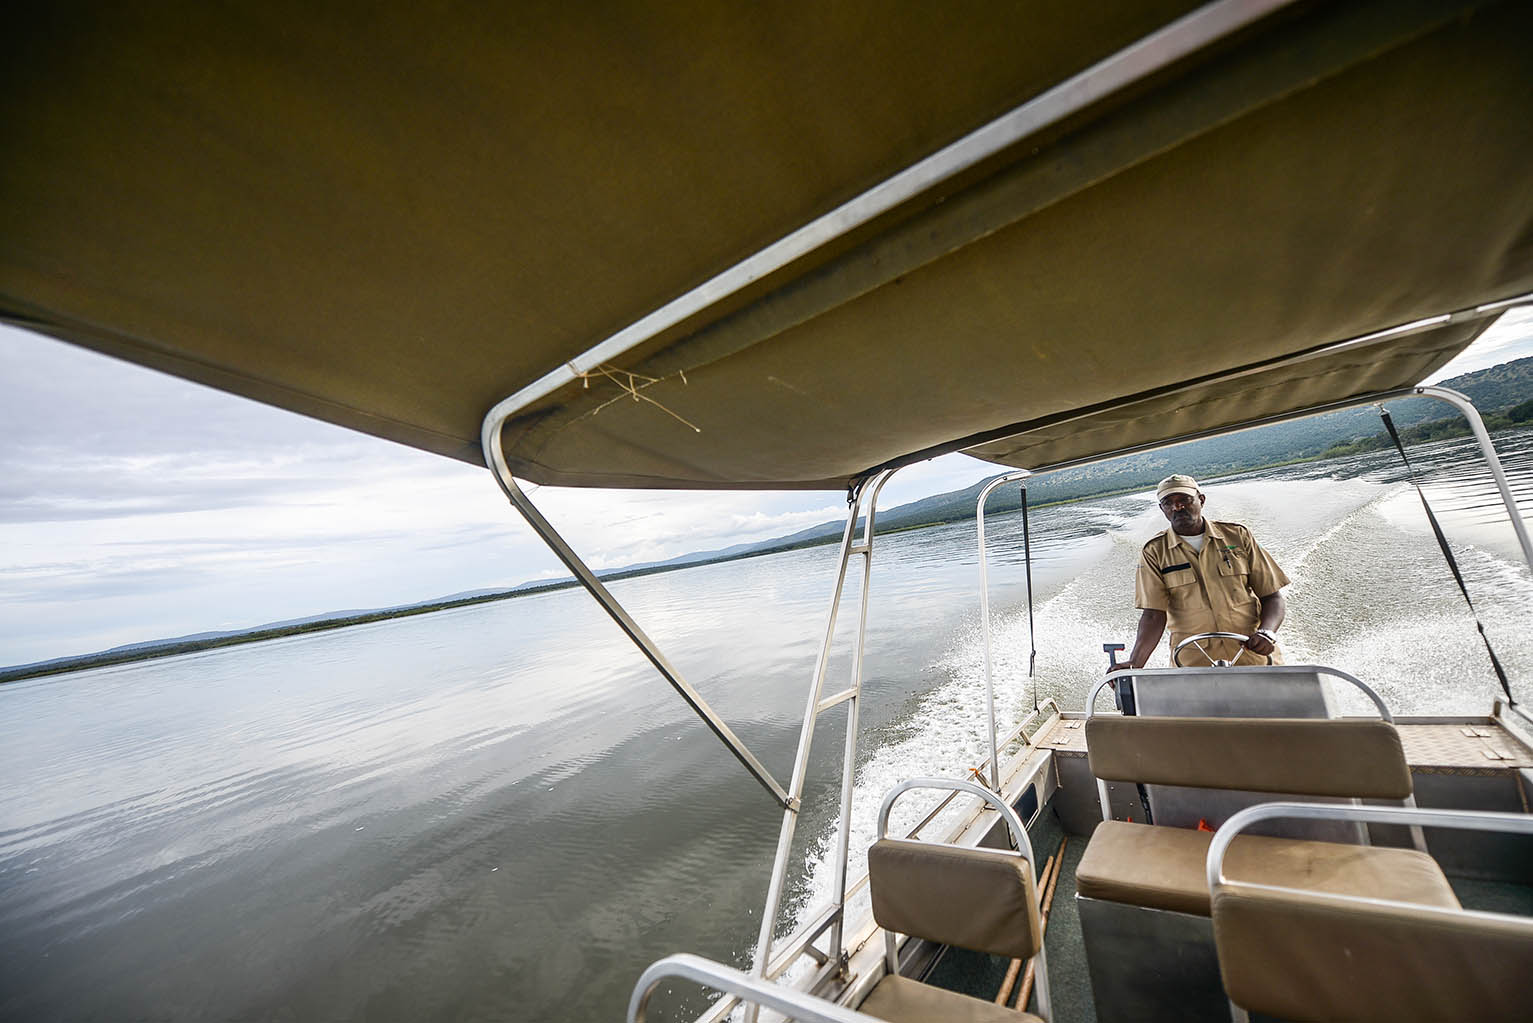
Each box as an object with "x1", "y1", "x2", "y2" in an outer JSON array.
[
  {"x1": 1163, "y1": 571, "x2": 1201, "y2": 610},
  {"x1": 1217, "y1": 553, "x2": 1250, "y2": 579}
]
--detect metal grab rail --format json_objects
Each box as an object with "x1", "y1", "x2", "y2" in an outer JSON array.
[
  {"x1": 901, "y1": 700, "x2": 1062, "y2": 844},
  {"x1": 1207, "y1": 801, "x2": 1533, "y2": 895},
  {"x1": 876, "y1": 777, "x2": 1034, "y2": 854},
  {"x1": 628, "y1": 953, "x2": 874, "y2": 1023},
  {"x1": 1208, "y1": 802, "x2": 1533, "y2": 1023},
  {"x1": 1417, "y1": 385, "x2": 1533, "y2": 572},
  {"x1": 1084, "y1": 665, "x2": 1393, "y2": 721},
  {"x1": 976, "y1": 469, "x2": 1033, "y2": 788}
]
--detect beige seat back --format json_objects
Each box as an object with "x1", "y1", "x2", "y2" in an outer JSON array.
[
  {"x1": 1085, "y1": 668, "x2": 1398, "y2": 838},
  {"x1": 1209, "y1": 802, "x2": 1533, "y2": 1021},
  {"x1": 1215, "y1": 883, "x2": 1533, "y2": 1020},
  {"x1": 867, "y1": 838, "x2": 1042, "y2": 960},
  {"x1": 1085, "y1": 715, "x2": 1412, "y2": 799}
]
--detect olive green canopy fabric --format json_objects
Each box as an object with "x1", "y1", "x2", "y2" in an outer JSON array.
[
  {"x1": 962, "y1": 316, "x2": 1496, "y2": 473},
  {"x1": 3, "y1": 1, "x2": 1530, "y2": 489}
]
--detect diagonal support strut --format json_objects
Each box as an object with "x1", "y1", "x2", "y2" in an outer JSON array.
[{"x1": 480, "y1": 424, "x2": 791, "y2": 808}]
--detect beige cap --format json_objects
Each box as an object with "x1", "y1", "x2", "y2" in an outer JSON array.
[{"x1": 1156, "y1": 474, "x2": 1200, "y2": 500}]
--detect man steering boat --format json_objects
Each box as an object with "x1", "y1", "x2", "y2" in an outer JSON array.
[{"x1": 1113, "y1": 474, "x2": 1289, "y2": 671}]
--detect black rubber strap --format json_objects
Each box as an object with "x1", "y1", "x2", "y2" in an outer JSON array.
[
  {"x1": 1379, "y1": 409, "x2": 1515, "y2": 705},
  {"x1": 1021, "y1": 484, "x2": 1038, "y2": 709}
]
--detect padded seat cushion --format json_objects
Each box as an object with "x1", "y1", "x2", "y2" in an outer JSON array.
[
  {"x1": 867, "y1": 838, "x2": 1041, "y2": 960},
  {"x1": 1076, "y1": 820, "x2": 1459, "y2": 917},
  {"x1": 859, "y1": 975, "x2": 1042, "y2": 1023}
]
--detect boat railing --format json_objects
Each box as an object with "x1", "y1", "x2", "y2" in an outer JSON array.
[
  {"x1": 629, "y1": 953, "x2": 874, "y2": 1023},
  {"x1": 1084, "y1": 665, "x2": 1393, "y2": 722}
]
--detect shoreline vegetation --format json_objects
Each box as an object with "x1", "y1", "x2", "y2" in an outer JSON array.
[{"x1": 6, "y1": 402, "x2": 1532, "y2": 686}]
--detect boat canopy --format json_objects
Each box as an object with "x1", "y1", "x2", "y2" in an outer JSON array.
[{"x1": 3, "y1": 1, "x2": 1531, "y2": 489}]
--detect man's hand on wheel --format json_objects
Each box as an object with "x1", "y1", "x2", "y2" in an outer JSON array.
[{"x1": 1244, "y1": 631, "x2": 1275, "y2": 656}]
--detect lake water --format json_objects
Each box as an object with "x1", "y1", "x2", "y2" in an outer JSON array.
[{"x1": 3, "y1": 432, "x2": 1532, "y2": 1021}]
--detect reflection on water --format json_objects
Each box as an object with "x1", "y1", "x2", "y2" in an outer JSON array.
[{"x1": 2, "y1": 432, "x2": 1531, "y2": 1021}]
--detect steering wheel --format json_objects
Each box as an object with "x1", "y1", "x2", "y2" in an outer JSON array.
[{"x1": 1172, "y1": 631, "x2": 1251, "y2": 667}]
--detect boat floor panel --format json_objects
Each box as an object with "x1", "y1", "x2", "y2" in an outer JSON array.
[
  {"x1": 1450, "y1": 875, "x2": 1533, "y2": 916},
  {"x1": 1399, "y1": 721, "x2": 1533, "y2": 771}
]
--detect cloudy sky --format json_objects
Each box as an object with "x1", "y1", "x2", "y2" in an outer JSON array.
[
  {"x1": 0, "y1": 324, "x2": 1001, "y2": 666},
  {"x1": 4, "y1": 307, "x2": 1532, "y2": 668}
]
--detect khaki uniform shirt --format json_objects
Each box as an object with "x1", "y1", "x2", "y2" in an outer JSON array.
[{"x1": 1134, "y1": 520, "x2": 1289, "y2": 667}]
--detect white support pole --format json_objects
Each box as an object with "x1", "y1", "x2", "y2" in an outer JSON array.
[
  {"x1": 828, "y1": 471, "x2": 895, "y2": 961},
  {"x1": 977, "y1": 471, "x2": 1031, "y2": 788},
  {"x1": 747, "y1": 474, "x2": 893, "y2": 1019},
  {"x1": 1415, "y1": 385, "x2": 1533, "y2": 572},
  {"x1": 479, "y1": 428, "x2": 790, "y2": 806}
]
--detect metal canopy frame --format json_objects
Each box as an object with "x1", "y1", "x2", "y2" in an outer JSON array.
[
  {"x1": 973, "y1": 383, "x2": 1533, "y2": 781},
  {"x1": 465, "y1": 0, "x2": 1325, "y2": 825},
  {"x1": 478, "y1": 421, "x2": 900, "y2": 1009},
  {"x1": 976, "y1": 470, "x2": 1034, "y2": 789},
  {"x1": 477, "y1": 379, "x2": 1531, "y2": 1012},
  {"x1": 480, "y1": 436, "x2": 792, "y2": 807},
  {"x1": 479, "y1": 378, "x2": 1530, "y2": 1017},
  {"x1": 466, "y1": 0, "x2": 1532, "y2": 999}
]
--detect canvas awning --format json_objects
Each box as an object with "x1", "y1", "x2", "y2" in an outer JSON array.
[{"x1": 4, "y1": 0, "x2": 1531, "y2": 490}]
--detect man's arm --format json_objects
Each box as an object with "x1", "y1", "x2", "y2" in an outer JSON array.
[
  {"x1": 1110, "y1": 608, "x2": 1167, "y2": 672},
  {"x1": 1243, "y1": 590, "x2": 1287, "y2": 655}
]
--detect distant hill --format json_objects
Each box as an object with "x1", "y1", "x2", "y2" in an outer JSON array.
[
  {"x1": 1435, "y1": 356, "x2": 1533, "y2": 412},
  {"x1": 7, "y1": 356, "x2": 1529, "y2": 684}
]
